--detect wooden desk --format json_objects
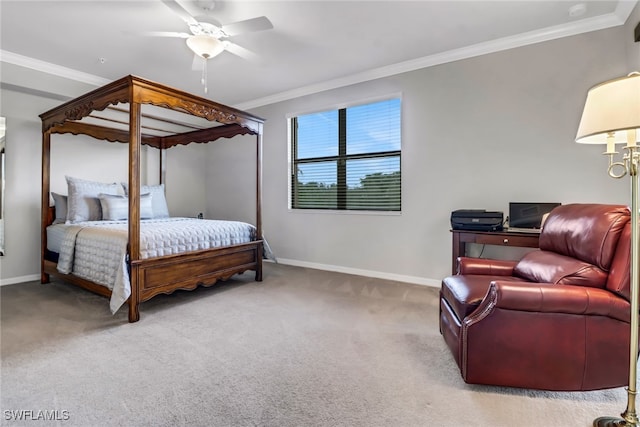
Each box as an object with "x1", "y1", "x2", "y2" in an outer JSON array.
[{"x1": 451, "y1": 229, "x2": 540, "y2": 274}]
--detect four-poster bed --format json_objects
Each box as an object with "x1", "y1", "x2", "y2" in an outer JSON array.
[{"x1": 40, "y1": 75, "x2": 264, "y2": 323}]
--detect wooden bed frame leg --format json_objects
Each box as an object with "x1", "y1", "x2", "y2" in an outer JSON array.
[
  {"x1": 41, "y1": 272, "x2": 50, "y2": 284},
  {"x1": 128, "y1": 265, "x2": 140, "y2": 322},
  {"x1": 255, "y1": 243, "x2": 263, "y2": 282},
  {"x1": 128, "y1": 301, "x2": 140, "y2": 323}
]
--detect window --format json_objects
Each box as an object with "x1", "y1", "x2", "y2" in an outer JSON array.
[{"x1": 290, "y1": 98, "x2": 401, "y2": 211}]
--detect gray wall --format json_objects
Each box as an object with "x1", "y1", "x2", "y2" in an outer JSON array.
[
  {"x1": 626, "y1": 2, "x2": 640, "y2": 70},
  {"x1": 208, "y1": 26, "x2": 632, "y2": 285},
  {"x1": 0, "y1": 12, "x2": 637, "y2": 285},
  {"x1": 0, "y1": 89, "x2": 55, "y2": 283}
]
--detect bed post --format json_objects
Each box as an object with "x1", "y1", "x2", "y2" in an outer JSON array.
[
  {"x1": 159, "y1": 145, "x2": 166, "y2": 185},
  {"x1": 255, "y1": 125, "x2": 263, "y2": 282},
  {"x1": 128, "y1": 99, "x2": 142, "y2": 322},
  {"x1": 41, "y1": 129, "x2": 51, "y2": 284}
]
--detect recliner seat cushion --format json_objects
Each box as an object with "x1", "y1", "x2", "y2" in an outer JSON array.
[{"x1": 514, "y1": 250, "x2": 608, "y2": 288}]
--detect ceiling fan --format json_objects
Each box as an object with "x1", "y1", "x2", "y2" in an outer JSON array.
[{"x1": 152, "y1": 0, "x2": 274, "y2": 93}]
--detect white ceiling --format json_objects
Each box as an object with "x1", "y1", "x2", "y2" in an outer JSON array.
[{"x1": 0, "y1": 1, "x2": 637, "y2": 109}]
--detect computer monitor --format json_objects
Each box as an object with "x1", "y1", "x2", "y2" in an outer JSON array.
[{"x1": 508, "y1": 202, "x2": 561, "y2": 231}]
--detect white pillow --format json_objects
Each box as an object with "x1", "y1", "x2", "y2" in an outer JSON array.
[
  {"x1": 98, "y1": 193, "x2": 154, "y2": 221},
  {"x1": 66, "y1": 176, "x2": 120, "y2": 223},
  {"x1": 121, "y1": 183, "x2": 169, "y2": 218}
]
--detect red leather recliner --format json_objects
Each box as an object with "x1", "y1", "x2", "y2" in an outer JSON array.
[{"x1": 439, "y1": 204, "x2": 633, "y2": 391}]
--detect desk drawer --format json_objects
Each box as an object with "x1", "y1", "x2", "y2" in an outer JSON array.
[{"x1": 474, "y1": 234, "x2": 539, "y2": 247}]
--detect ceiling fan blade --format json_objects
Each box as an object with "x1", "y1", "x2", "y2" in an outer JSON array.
[
  {"x1": 223, "y1": 41, "x2": 259, "y2": 61},
  {"x1": 221, "y1": 16, "x2": 273, "y2": 37},
  {"x1": 140, "y1": 31, "x2": 191, "y2": 38},
  {"x1": 173, "y1": 0, "x2": 210, "y2": 20},
  {"x1": 161, "y1": 0, "x2": 199, "y2": 26}
]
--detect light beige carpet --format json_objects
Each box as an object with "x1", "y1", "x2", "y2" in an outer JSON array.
[{"x1": 0, "y1": 263, "x2": 627, "y2": 426}]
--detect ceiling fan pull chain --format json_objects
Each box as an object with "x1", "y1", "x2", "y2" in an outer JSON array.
[{"x1": 202, "y1": 58, "x2": 208, "y2": 94}]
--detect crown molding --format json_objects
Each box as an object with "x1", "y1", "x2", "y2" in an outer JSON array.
[
  {"x1": 0, "y1": 50, "x2": 111, "y2": 87},
  {"x1": 236, "y1": 4, "x2": 636, "y2": 110},
  {"x1": 615, "y1": 0, "x2": 639, "y2": 22},
  {"x1": 1, "y1": 0, "x2": 636, "y2": 111}
]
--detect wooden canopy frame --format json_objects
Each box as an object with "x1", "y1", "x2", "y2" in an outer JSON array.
[{"x1": 40, "y1": 75, "x2": 264, "y2": 322}]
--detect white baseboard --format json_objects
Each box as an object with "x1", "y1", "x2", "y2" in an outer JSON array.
[
  {"x1": 2, "y1": 263, "x2": 442, "y2": 289},
  {"x1": 270, "y1": 258, "x2": 441, "y2": 288},
  {"x1": 0, "y1": 274, "x2": 40, "y2": 286}
]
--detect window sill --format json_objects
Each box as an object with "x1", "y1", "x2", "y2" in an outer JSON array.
[{"x1": 287, "y1": 208, "x2": 402, "y2": 217}]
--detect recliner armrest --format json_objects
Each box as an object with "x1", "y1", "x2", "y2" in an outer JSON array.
[
  {"x1": 457, "y1": 257, "x2": 518, "y2": 276},
  {"x1": 480, "y1": 281, "x2": 630, "y2": 323}
]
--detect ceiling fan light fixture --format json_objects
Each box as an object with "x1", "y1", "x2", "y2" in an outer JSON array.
[{"x1": 186, "y1": 35, "x2": 224, "y2": 59}]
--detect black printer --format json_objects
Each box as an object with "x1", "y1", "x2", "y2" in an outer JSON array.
[{"x1": 450, "y1": 209, "x2": 504, "y2": 232}]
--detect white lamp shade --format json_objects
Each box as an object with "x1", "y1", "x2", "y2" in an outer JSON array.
[
  {"x1": 575, "y1": 73, "x2": 640, "y2": 144},
  {"x1": 186, "y1": 35, "x2": 225, "y2": 59}
]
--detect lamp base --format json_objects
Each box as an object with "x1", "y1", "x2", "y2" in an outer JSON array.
[{"x1": 593, "y1": 416, "x2": 639, "y2": 427}]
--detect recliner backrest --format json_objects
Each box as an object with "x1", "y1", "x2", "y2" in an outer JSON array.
[{"x1": 539, "y1": 204, "x2": 630, "y2": 271}]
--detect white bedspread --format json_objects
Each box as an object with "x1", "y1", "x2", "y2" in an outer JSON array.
[{"x1": 54, "y1": 218, "x2": 257, "y2": 314}]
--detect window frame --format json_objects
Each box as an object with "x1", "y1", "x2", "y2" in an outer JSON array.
[{"x1": 289, "y1": 96, "x2": 402, "y2": 212}]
